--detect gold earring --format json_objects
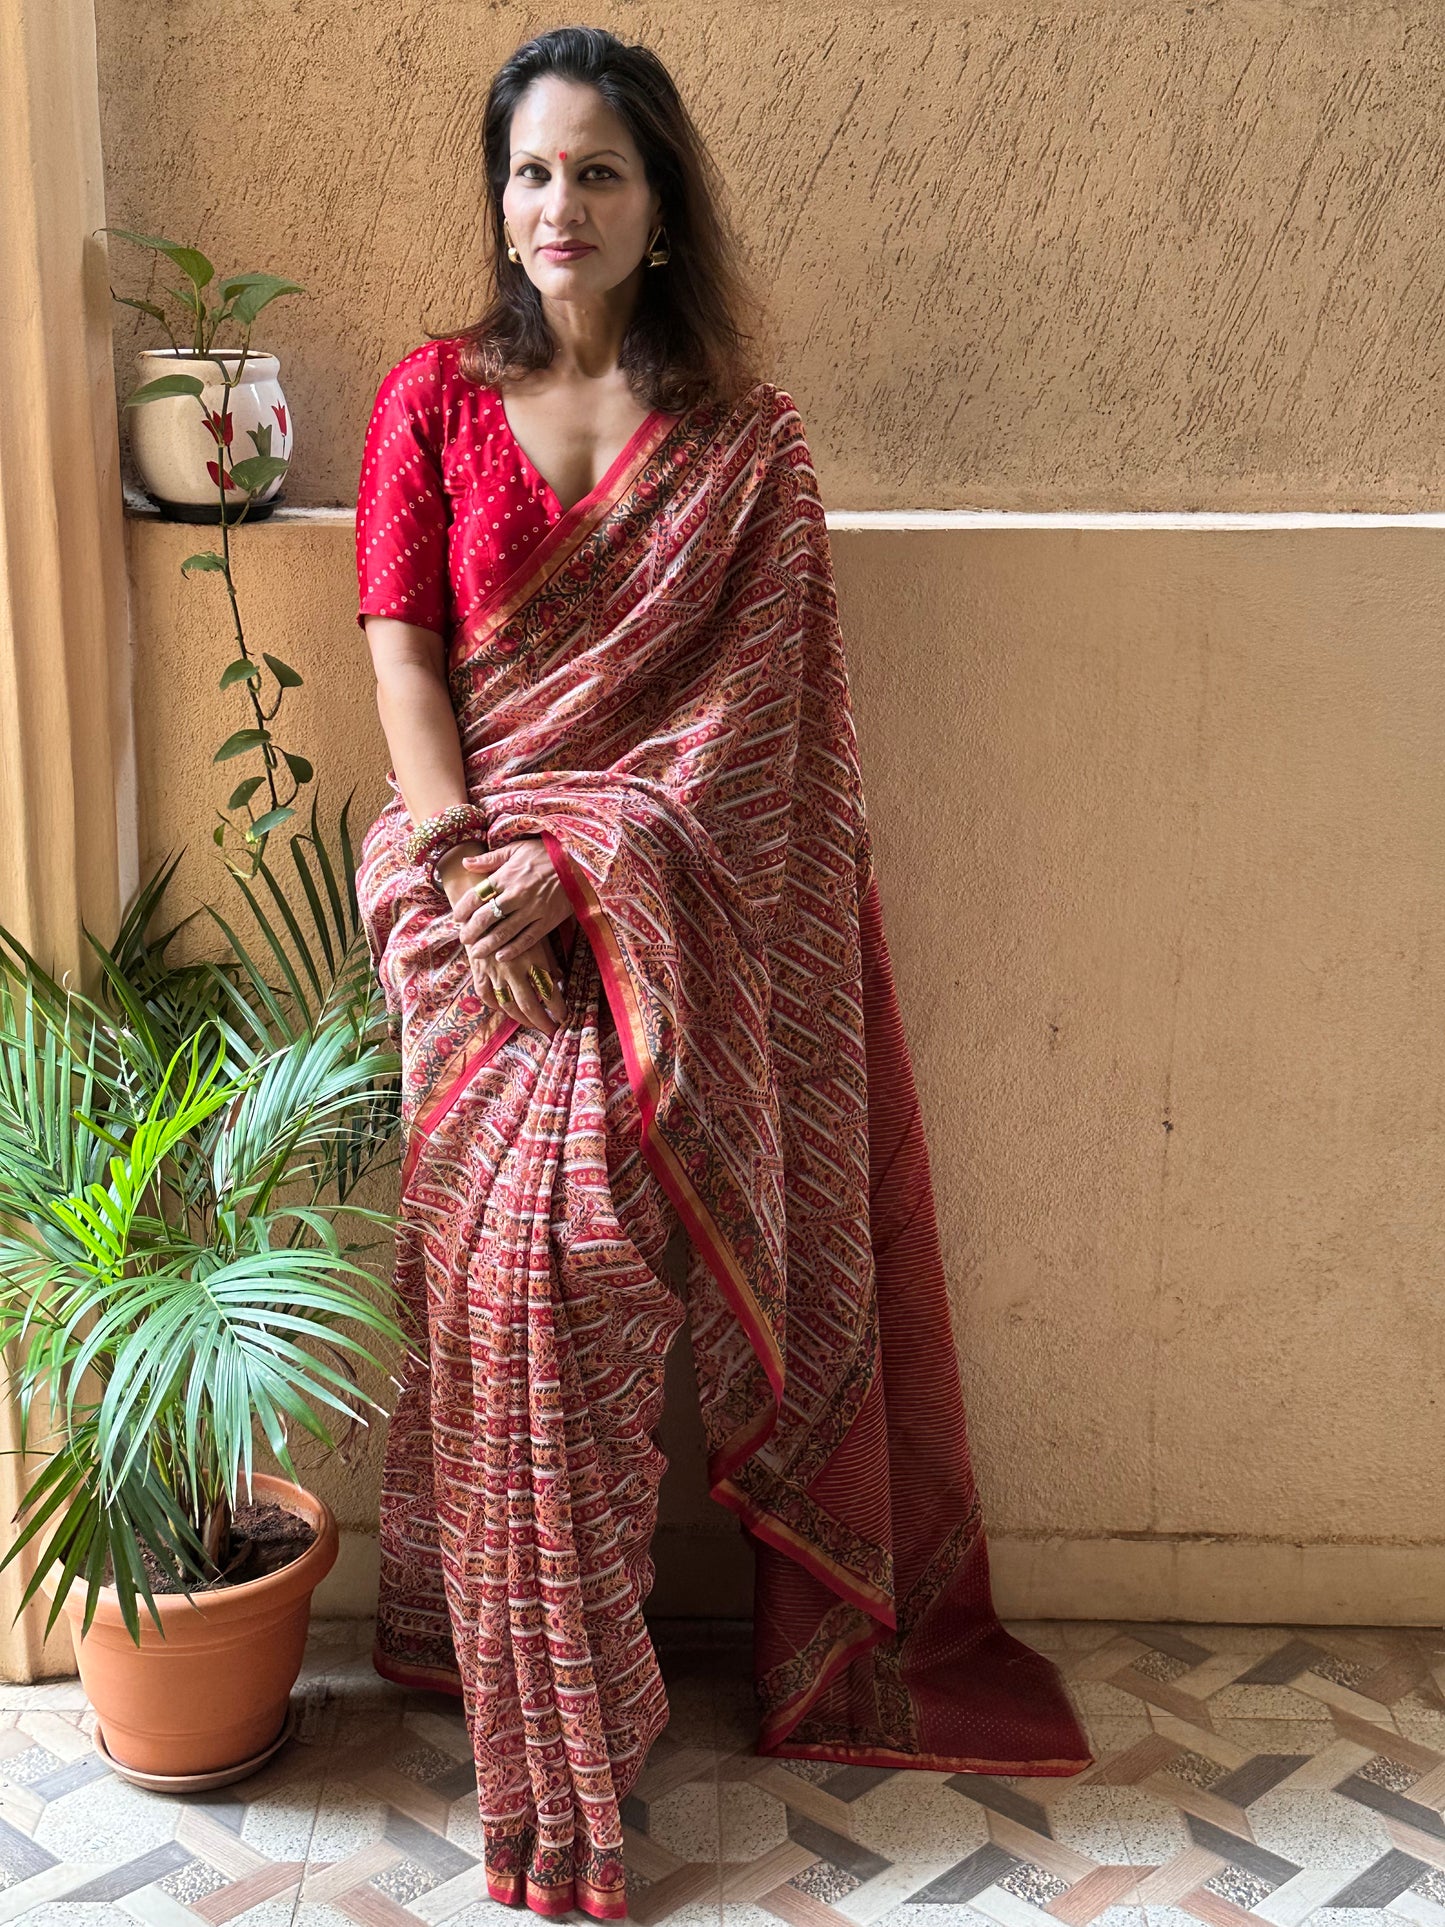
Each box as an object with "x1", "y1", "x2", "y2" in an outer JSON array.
[
  {"x1": 646, "y1": 223, "x2": 670, "y2": 267},
  {"x1": 504, "y1": 223, "x2": 521, "y2": 265}
]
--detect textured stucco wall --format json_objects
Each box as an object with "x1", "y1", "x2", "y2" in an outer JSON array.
[
  {"x1": 125, "y1": 514, "x2": 1445, "y2": 1614},
  {"x1": 97, "y1": 2, "x2": 1445, "y2": 511}
]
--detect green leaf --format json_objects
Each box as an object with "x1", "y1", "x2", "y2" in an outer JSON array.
[
  {"x1": 227, "y1": 776, "x2": 264, "y2": 810},
  {"x1": 218, "y1": 273, "x2": 304, "y2": 326},
  {"x1": 287, "y1": 837, "x2": 334, "y2": 976},
  {"x1": 214, "y1": 728, "x2": 271, "y2": 762},
  {"x1": 262, "y1": 654, "x2": 303, "y2": 689},
  {"x1": 219, "y1": 659, "x2": 261, "y2": 690},
  {"x1": 112, "y1": 295, "x2": 169, "y2": 325},
  {"x1": 123, "y1": 374, "x2": 205, "y2": 406},
  {"x1": 180, "y1": 552, "x2": 225, "y2": 575},
  {"x1": 229, "y1": 455, "x2": 288, "y2": 495},
  {"x1": 282, "y1": 750, "x2": 314, "y2": 785},
  {"x1": 103, "y1": 228, "x2": 215, "y2": 291},
  {"x1": 251, "y1": 806, "x2": 296, "y2": 837},
  {"x1": 213, "y1": 823, "x2": 225, "y2": 846}
]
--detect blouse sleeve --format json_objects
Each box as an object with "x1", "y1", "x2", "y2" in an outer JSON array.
[{"x1": 354, "y1": 345, "x2": 450, "y2": 634}]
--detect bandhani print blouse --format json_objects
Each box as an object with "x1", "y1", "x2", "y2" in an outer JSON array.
[{"x1": 355, "y1": 335, "x2": 672, "y2": 638}]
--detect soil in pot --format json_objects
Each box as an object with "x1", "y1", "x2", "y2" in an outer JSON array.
[{"x1": 126, "y1": 1501, "x2": 318, "y2": 1594}]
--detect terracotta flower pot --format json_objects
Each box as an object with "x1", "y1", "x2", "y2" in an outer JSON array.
[{"x1": 51, "y1": 1473, "x2": 337, "y2": 1785}]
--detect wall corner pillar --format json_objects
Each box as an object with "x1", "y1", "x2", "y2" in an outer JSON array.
[{"x1": 0, "y1": 0, "x2": 136, "y2": 1681}]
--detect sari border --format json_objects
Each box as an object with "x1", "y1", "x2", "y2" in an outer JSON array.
[
  {"x1": 371, "y1": 1644, "x2": 465, "y2": 1698},
  {"x1": 758, "y1": 1737, "x2": 1095, "y2": 1776},
  {"x1": 753, "y1": 1624, "x2": 1092, "y2": 1771},
  {"x1": 399, "y1": 1010, "x2": 519, "y2": 1196},
  {"x1": 711, "y1": 1474, "x2": 896, "y2": 1622},
  {"x1": 754, "y1": 1620, "x2": 890, "y2": 1750},
  {"x1": 541, "y1": 832, "x2": 785, "y2": 1402},
  {"x1": 452, "y1": 406, "x2": 682, "y2": 669},
  {"x1": 486, "y1": 1875, "x2": 625, "y2": 1922},
  {"x1": 706, "y1": 1402, "x2": 775, "y2": 1486},
  {"x1": 398, "y1": 919, "x2": 582, "y2": 1195},
  {"x1": 572, "y1": 1879, "x2": 628, "y2": 1922}
]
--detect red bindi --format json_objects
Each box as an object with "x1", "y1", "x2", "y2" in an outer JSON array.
[{"x1": 558, "y1": 149, "x2": 566, "y2": 160}]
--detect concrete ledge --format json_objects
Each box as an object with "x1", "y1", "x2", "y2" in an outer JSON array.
[
  {"x1": 316, "y1": 1529, "x2": 1445, "y2": 1627},
  {"x1": 121, "y1": 498, "x2": 1445, "y2": 530},
  {"x1": 129, "y1": 517, "x2": 1445, "y2": 1608},
  {"x1": 990, "y1": 1536, "x2": 1445, "y2": 1627}
]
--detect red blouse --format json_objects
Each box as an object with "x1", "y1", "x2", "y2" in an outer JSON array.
[{"x1": 356, "y1": 336, "x2": 578, "y2": 639}]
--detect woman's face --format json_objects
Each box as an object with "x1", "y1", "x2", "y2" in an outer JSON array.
[{"x1": 502, "y1": 76, "x2": 662, "y2": 301}]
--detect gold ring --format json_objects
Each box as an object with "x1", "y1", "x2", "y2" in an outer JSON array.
[
  {"x1": 528, "y1": 964, "x2": 555, "y2": 1001},
  {"x1": 472, "y1": 879, "x2": 499, "y2": 907},
  {"x1": 494, "y1": 977, "x2": 512, "y2": 1004}
]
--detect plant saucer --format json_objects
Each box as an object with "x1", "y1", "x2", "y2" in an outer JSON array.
[{"x1": 92, "y1": 1699, "x2": 297, "y2": 1791}]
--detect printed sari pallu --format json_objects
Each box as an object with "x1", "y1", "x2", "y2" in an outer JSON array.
[{"x1": 357, "y1": 380, "x2": 1092, "y2": 1919}]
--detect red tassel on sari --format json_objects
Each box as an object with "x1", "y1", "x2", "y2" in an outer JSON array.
[{"x1": 357, "y1": 379, "x2": 1091, "y2": 1918}]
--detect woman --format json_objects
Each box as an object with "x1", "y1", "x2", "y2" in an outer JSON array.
[{"x1": 356, "y1": 25, "x2": 1090, "y2": 1920}]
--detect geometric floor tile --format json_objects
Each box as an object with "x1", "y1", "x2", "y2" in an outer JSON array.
[{"x1": 4, "y1": 1617, "x2": 1445, "y2": 1923}]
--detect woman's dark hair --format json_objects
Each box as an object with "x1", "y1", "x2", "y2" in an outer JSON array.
[{"x1": 436, "y1": 26, "x2": 767, "y2": 414}]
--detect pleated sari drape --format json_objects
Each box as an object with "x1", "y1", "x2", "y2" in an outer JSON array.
[{"x1": 356, "y1": 379, "x2": 1091, "y2": 1919}]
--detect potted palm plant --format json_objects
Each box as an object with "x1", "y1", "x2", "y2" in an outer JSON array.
[{"x1": 0, "y1": 795, "x2": 409, "y2": 1790}]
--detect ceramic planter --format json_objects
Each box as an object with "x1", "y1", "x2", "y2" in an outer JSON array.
[
  {"x1": 128, "y1": 348, "x2": 292, "y2": 522},
  {"x1": 51, "y1": 1473, "x2": 337, "y2": 1788}
]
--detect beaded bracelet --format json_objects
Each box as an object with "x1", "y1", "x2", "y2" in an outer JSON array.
[{"x1": 403, "y1": 803, "x2": 490, "y2": 887}]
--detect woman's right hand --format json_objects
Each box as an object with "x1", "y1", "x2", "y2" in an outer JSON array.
[
  {"x1": 439, "y1": 840, "x2": 492, "y2": 988},
  {"x1": 440, "y1": 841, "x2": 504, "y2": 1008}
]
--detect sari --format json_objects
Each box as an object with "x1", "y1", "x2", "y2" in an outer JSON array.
[{"x1": 356, "y1": 379, "x2": 1092, "y2": 1918}]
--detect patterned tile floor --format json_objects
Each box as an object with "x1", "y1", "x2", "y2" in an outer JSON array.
[{"x1": 4, "y1": 1616, "x2": 1445, "y2": 1926}]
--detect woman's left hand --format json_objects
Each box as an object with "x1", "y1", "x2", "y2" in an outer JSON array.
[{"x1": 451, "y1": 836, "x2": 572, "y2": 968}]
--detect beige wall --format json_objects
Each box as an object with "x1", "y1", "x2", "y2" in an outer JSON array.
[
  {"x1": 126, "y1": 512, "x2": 1445, "y2": 1621},
  {"x1": 97, "y1": 4, "x2": 1445, "y2": 511}
]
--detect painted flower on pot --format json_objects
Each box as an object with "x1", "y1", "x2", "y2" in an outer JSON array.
[{"x1": 128, "y1": 350, "x2": 293, "y2": 518}]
